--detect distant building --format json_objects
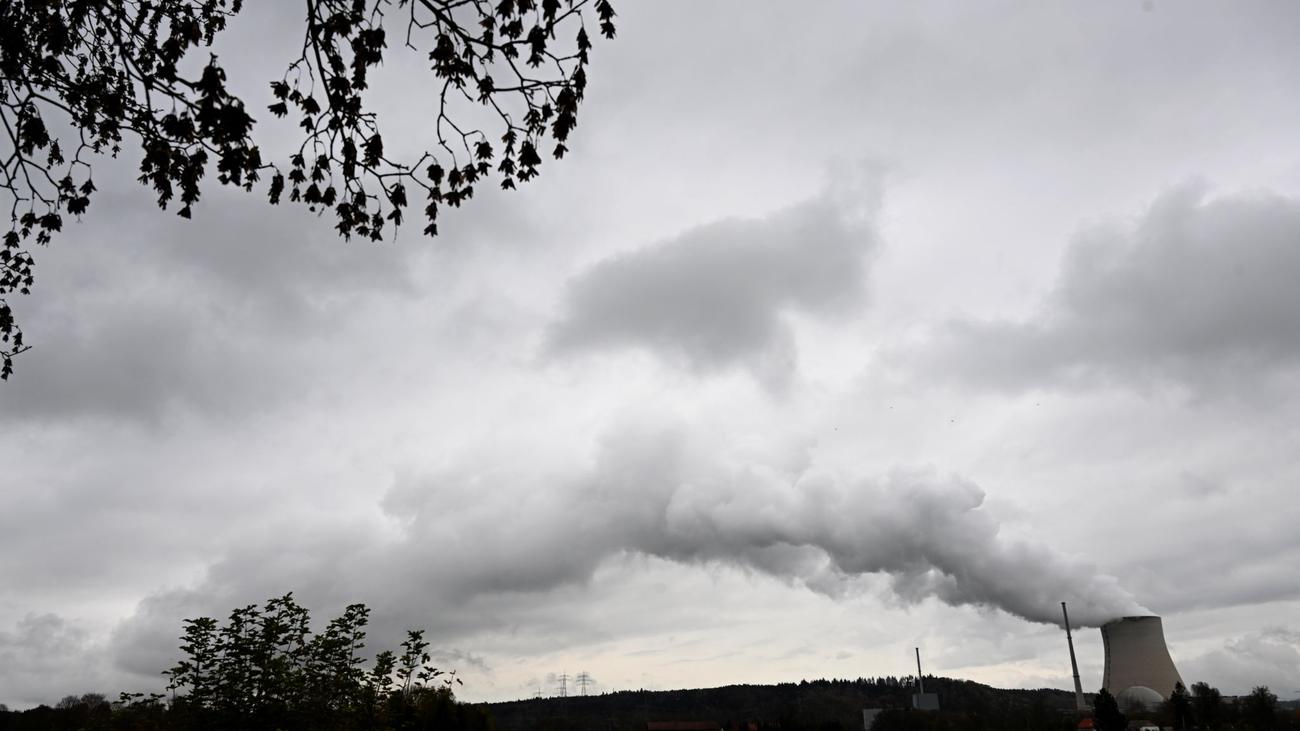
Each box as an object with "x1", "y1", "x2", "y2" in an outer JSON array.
[{"x1": 910, "y1": 693, "x2": 939, "y2": 711}]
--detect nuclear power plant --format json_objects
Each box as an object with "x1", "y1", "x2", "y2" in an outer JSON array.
[
  {"x1": 1100, "y1": 615, "x2": 1184, "y2": 712},
  {"x1": 1059, "y1": 606, "x2": 1185, "y2": 718}
]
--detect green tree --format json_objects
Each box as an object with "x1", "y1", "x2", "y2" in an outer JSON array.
[
  {"x1": 1093, "y1": 688, "x2": 1127, "y2": 731},
  {"x1": 161, "y1": 592, "x2": 474, "y2": 730},
  {"x1": 1192, "y1": 681, "x2": 1223, "y2": 730},
  {"x1": 0, "y1": 0, "x2": 618, "y2": 379},
  {"x1": 1245, "y1": 686, "x2": 1279, "y2": 731},
  {"x1": 1165, "y1": 682, "x2": 1192, "y2": 731}
]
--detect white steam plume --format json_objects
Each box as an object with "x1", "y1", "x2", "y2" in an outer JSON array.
[
  {"x1": 386, "y1": 421, "x2": 1147, "y2": 628},
  {"x1": 111, "y1": 419, "x2": 1145, "y2": 679}
]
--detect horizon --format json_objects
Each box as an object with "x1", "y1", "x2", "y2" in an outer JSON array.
[{"x1": 3, "y1": 0, "x2": 1300, "y2": 713}]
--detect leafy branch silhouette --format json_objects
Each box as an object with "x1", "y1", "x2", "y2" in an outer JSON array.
[{"x1": 0, "y1": 0, "x2": 617, "y2": 379}]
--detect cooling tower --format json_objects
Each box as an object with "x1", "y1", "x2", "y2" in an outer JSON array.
[{"x1": 1101, "y1": 616, "x2": 1183, "y2": 709}]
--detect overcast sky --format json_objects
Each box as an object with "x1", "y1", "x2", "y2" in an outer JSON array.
[{"x1": 4, "y1": 0, "x2": 1300, "y2": 710}]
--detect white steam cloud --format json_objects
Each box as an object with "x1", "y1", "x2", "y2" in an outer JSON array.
[
  {"x1": 109, "y1": 420, "x2": 1146, "y2": 684},
  {"x1": 386, "y1": 421, "x2": 1146, "y2": 628}
]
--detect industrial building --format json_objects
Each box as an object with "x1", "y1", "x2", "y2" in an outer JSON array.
[{"x1": 1100, "y1": 615, "x2": 1184, "y2": 713}]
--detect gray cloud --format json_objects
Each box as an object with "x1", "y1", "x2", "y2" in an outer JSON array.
[
  {"x1": 432, "y1": 648, "x2": 491, "y2": 675},
  {"x1": 904, "y1": 184, "x2": 1300, "y2": 396},
  {"x1": 9, "y1": 0, "x2": 1300, "y2": 712},
  {"x1": 0, "y1": 614, "x2": 109, "y2": 708},
  {"x1": 0, "y1": 180, "x2": 422, "y2": 424},
  {"x1": 1124, "y1": 516, "x2": 1300, "y2": 617},
  {"x1": 1181, "y1": 627, "x2": 1300, "y2": 697},
  {"x1": 548, "y1": 168, "x2": 882, "y2": 384}
]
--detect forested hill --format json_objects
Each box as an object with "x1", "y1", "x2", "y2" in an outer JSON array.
[{"x1": 482, "y1": 676, "x2": 1079, "y2": 731}]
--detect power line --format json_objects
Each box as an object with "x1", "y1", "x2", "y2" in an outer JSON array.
[{"x1": 576, "y1": 671, "x2": 592, "y2": 696}]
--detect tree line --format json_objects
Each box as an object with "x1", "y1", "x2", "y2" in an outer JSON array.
[
  {"x1": 1086, "y1": 682, "x2": 1293, "y2": 731},
  {"x1": 484, "y1": 675, "x2": 1297, "y2": 731},
  {"x1": 0, "y1": 593, "x2": 493, "y2": 731},
  {"x1": 3, "y1": 599, "x2": 1296, "y2": 731},
  {"x1": 866, "y1": 680, "x2": 1296, "y2": 731}
]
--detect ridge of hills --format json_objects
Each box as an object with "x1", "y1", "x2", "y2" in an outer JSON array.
[{"x1": 483, "y1": 676, "x2": 1080, "y2": 731}]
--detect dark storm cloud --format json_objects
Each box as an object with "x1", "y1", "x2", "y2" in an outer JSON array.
[
  {"x1": 548, "y1": 170, "x2": 881, "y2": 383},
  {"x1": 904, "y1": 184, "x2": 1300, "y2": 395}
]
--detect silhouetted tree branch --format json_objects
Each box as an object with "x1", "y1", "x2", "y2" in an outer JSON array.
[{"x1": 0, "y1": 0, "x2": 617, "y2": 379}]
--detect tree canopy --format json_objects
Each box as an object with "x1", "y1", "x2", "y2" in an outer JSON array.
[
  {"x1": 147, "y1": 593, "x2": 484, "y2": 730},
  {"x1": 0, "y1": 593, "x2": 493, "y2": 729},
  {"x1": 1192, "y1": 680, "x2": 1224, "y2": 730},
  {"x1": 1092, "y1": 688, "x2": 1126, "y2": 731},
  {"x1": 1244, "y1": 686, "x2": 1280, "y2": 731},
  {"x1": 1164, "y1": 681, "x2": 1192, "y2": 731},
  {"x1": 0, "y1": 0, "x2": 617, "y2": 379}
]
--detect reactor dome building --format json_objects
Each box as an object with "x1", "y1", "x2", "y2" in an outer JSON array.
[{"x1": 1101, "y1": 616, "x2": 1183, "y2": 711}]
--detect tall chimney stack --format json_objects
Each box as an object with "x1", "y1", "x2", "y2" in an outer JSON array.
[
  {"x1": 909, "y1": 647, "x2": 940, "y2": 711},
  {"x1": 1061, "y1": 602, "x2": 1085, "y2": 712},
  {"x1": 915, "y1": 647, "x2": 925, "y2": 694}
]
